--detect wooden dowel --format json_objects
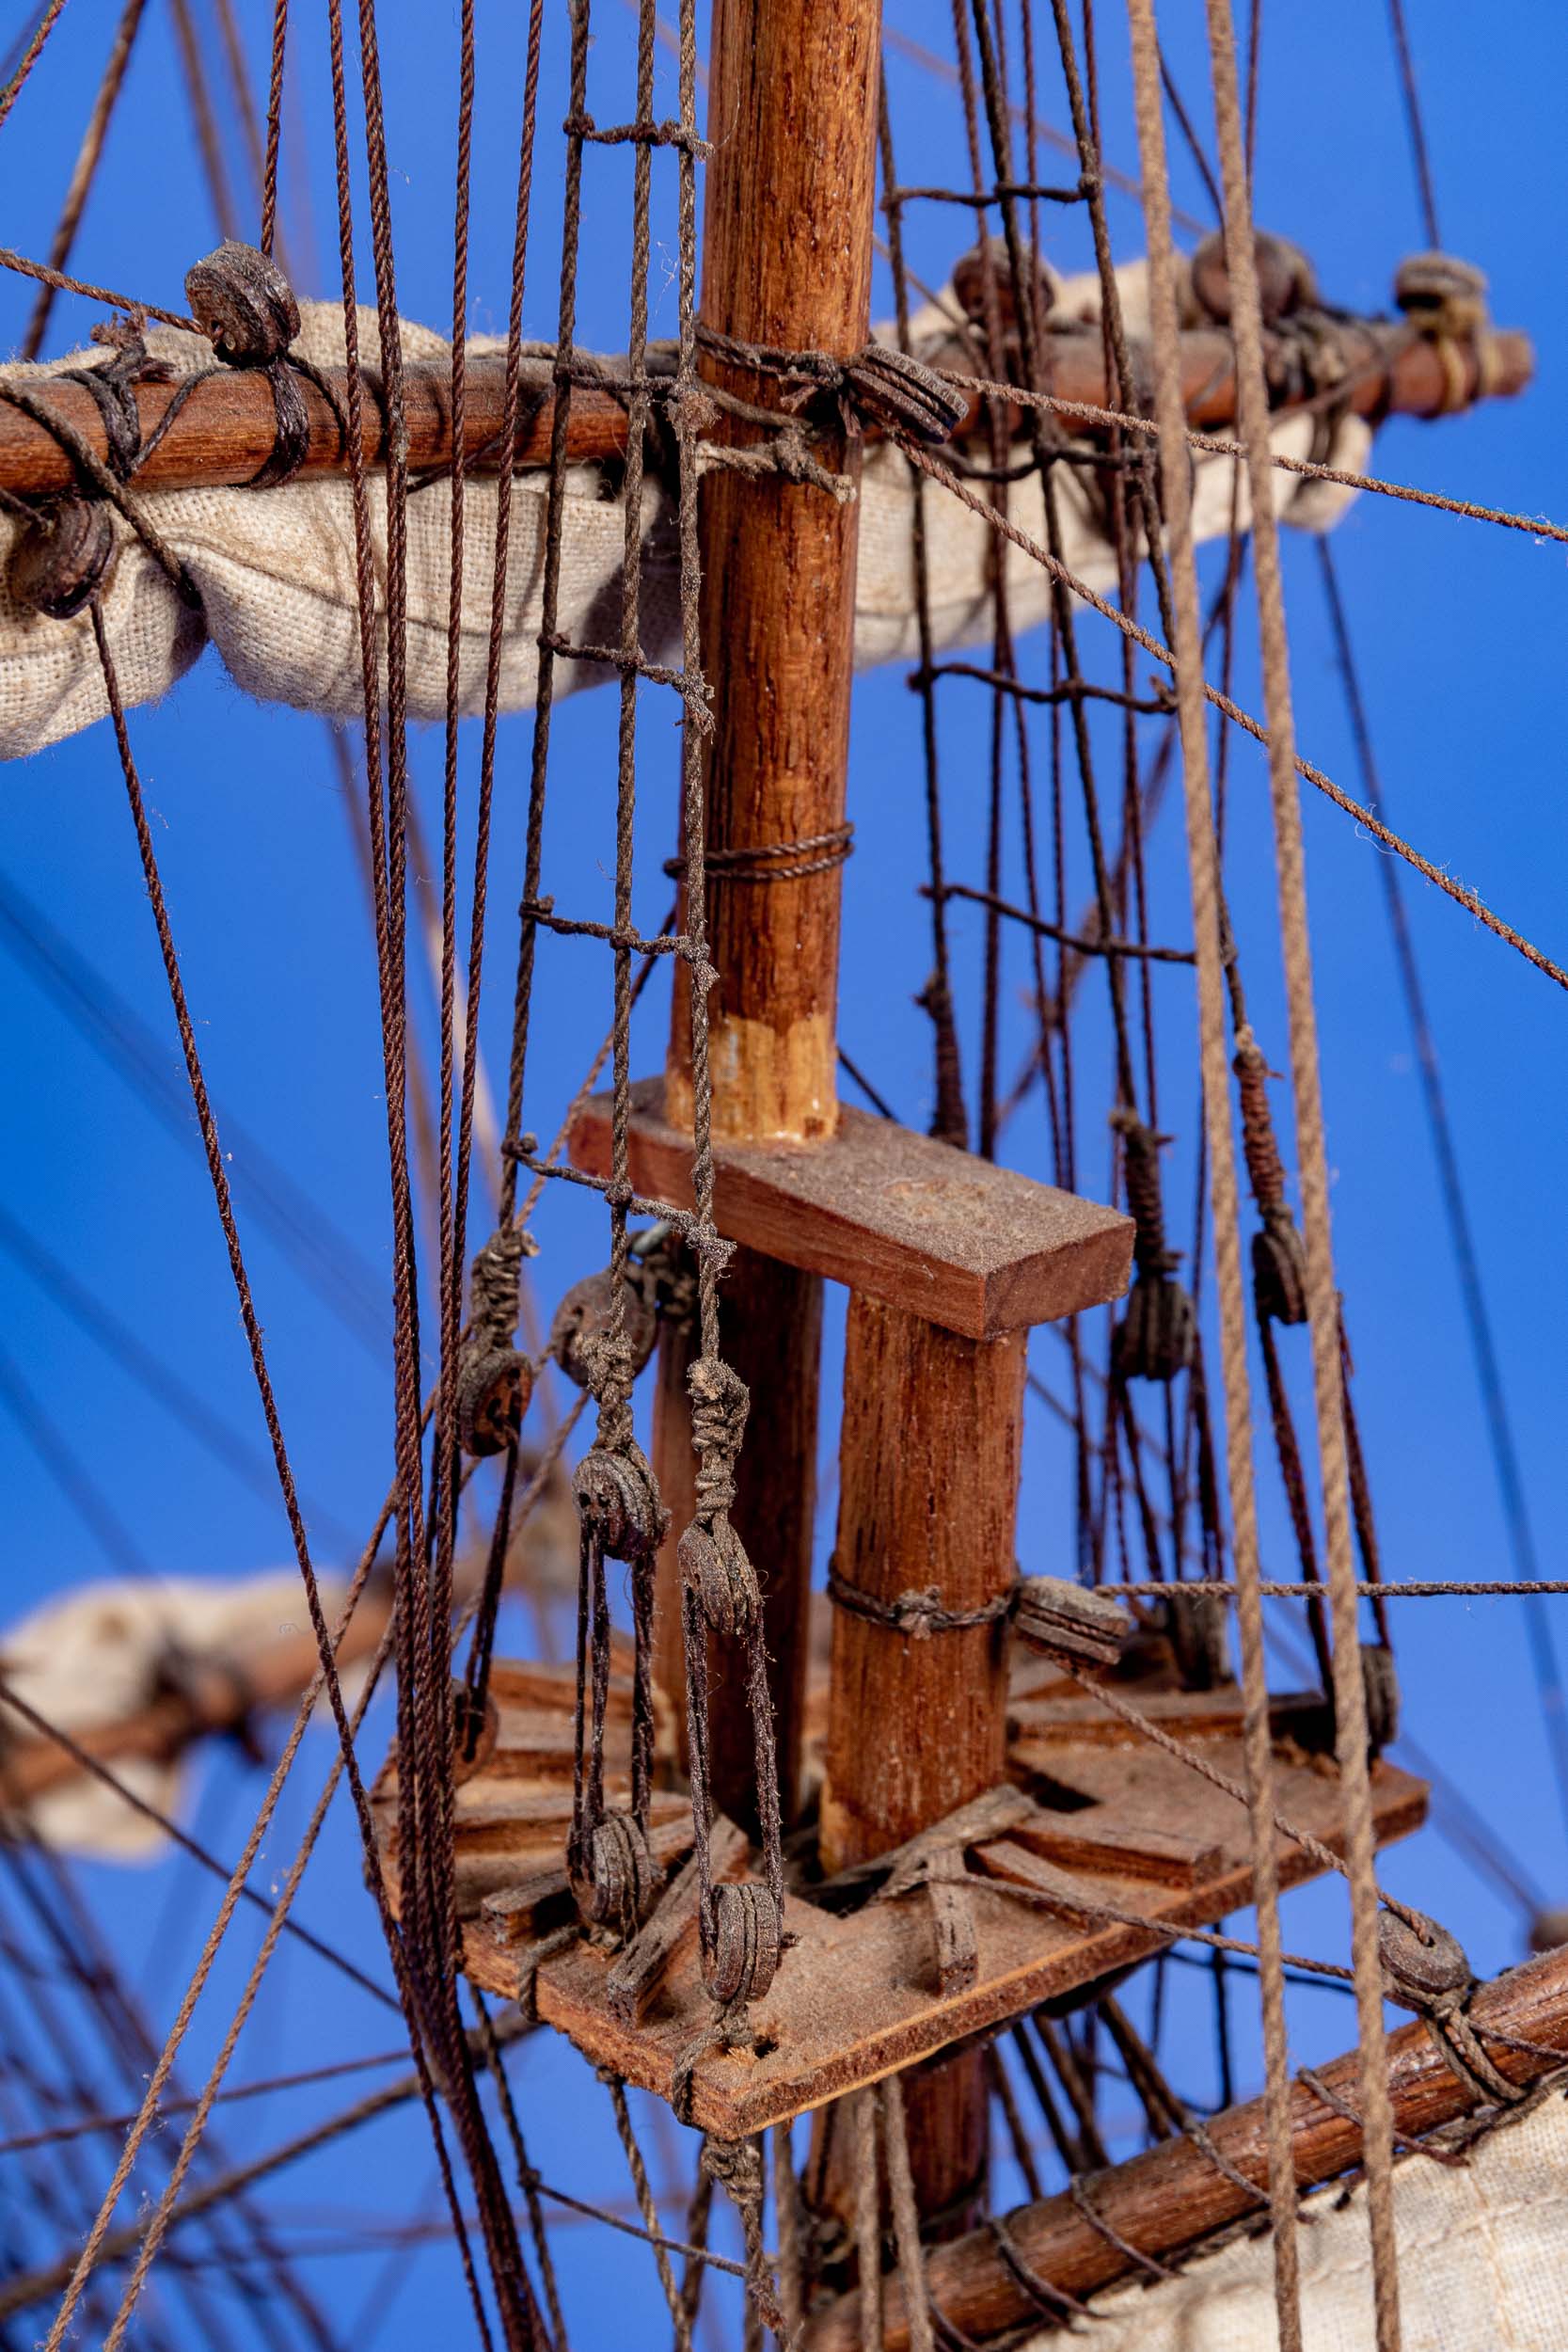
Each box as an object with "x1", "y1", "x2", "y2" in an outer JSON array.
[
  {"x1": 801, "y1": 1943, "x2": 1568, "y2": 2350},
  {"x1": 0, "y1": 324, "x2": 1531, "y2": 499}
]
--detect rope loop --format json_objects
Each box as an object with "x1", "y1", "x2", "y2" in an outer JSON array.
[{"x1": 1234, "y1": 1027, "x2": 1308, "y2": 1325}]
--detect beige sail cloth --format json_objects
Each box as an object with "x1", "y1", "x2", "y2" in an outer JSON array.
[
  {"x1": 0, "y1": 279, "x2": 1369, "y2": 761},
  {"x1": 1031, "y1": 2082, "x2": 1568, "y2": 2351},
  {"x1": 0, "y1": 1572, "x2": 350, "y2": 1856}
]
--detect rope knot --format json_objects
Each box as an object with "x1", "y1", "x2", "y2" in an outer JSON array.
[
  {"x1": 457, "y1": 1222, "x2": 536, "y2": 1458},
  {"x1": 7, "y1": 496, "x2": 116, "y2": 621},
  {"x1": 185, "y1": 241, "x2": 301, "y2": 366},
  {"x1": 1111, "y1": 1108, "x2": 1196, "y2": 1381},
  {"x1": 678, "y1": 1358, "x2": 760, "y2": 1634},
  {"x1": 701, "y1": 2133, "x2": 764, "y2": 2202},
  {"x1": 705, "y1": 1879, "x2": 783, "y2": 2007}
]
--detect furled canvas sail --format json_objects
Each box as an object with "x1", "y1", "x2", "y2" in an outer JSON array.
[
  {"x1": 0, "y1": 271, "x2": 1367, "y2": 763},
  {"x1": 0, "y1": 1572, "x2": 352, "y2": 1856},
  {"x1": 1041, "y1": 2087, "x2": 1568, "y2": 2351}
]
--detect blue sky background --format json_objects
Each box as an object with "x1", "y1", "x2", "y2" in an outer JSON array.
[{"x1": 1, "y1": 0, "x2": 1564, "y2": 2343}]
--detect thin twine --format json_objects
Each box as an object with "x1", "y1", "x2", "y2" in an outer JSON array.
[
  {"x1": 18, "y1": 0, "x2": 148, "y2": 362},
  {"x1": 260, "y1": 0, "x2": 289, "y2": 256},
  {"x1": 65, "y1": 611, "x2": 497, "y2": 2352},
  {"x1": 0, "y1": 0, "x2": 70, "y2": 135}
]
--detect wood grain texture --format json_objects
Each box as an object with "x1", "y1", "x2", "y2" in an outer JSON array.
[
  {"x1": 820, "y1": 1300, "x2": 1028, "y2": 1873},
  {"x1": 817, "y1": 1295, "x2": 1028, "y2": 2227},
  {"x1": 0, "y1": 326, "x2": 1532, "y2": 497},
  {"x1": 800, "y1": 1936, "x2": 1568, "y2": 2350},
  {"x1": 570, "y1": 1078, "x2": 1132, "y2": 1338},
  {"x1": 661, "y1": 0, "x2": 883, "y2": 1144},
  {"x1": 510, "y1": 1747, "x2": 1426, "y2": 2135}
]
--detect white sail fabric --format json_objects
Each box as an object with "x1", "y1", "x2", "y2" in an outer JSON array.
[
  {"x1": 1035, "y1": 2084, "x2": 1568, "y2": 2352},
  {"x1": 0, "y1": 1571, "x2": 350, "y2": 1856},
  {"x1": 0, "y1": 287, "x2": 1369, "y2": 762}
]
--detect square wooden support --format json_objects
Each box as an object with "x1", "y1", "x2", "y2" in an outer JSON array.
[
  {"x1": 378, "y1": 1658, "x2": 1426, "y2": 2139},
  {"x1": 567, "y1": 1077, "x2": 1132, "y2": 1339}
]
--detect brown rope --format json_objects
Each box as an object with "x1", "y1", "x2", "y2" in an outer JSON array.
[
  {"x1": 0, "y1": 0, "x2": 70, "y2": 134},
  {"x1": 826, "y1": 1562, "x2": 1016, "y2": 1637}
]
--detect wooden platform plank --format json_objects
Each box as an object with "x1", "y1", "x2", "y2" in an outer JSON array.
[
  {"x1": 504, "y1": 1750, "x2": 1426, "y2": 2135},
  {"x1": 567, "y1": 1077, "x2": 1132, "y2": 1339}
]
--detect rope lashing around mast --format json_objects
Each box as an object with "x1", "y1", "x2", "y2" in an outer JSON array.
[
  {"x1": 662, "y1": 822, "x2": 855, "y2": 885},
  {"x1": 677, "y1": 1357, "x2": 787, "y2": 2012},
  {"x1": 695, "y1": 322, "x2": 971, "y2": 446},
  {"x1": 1110, "y1": 1106, "x2": 1197, "y2": 1382}
]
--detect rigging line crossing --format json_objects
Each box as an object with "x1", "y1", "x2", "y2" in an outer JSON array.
[
  {"x1": 0, "y1": 868, "x2": 390, "y2": 1358},
  {"x1": 1199, "y1": 8, "x2": 1402, "y2": 2340},
  {"x1": 932, "y1": 367, "x2": 1568, "y2": 547},
  {"x1": 0, "y1": 1327, "x2": 153, "y2": 1574},
  {"x1": 899, "y1": 437, "x2": 1568, "y2": 993},
  {"x1": 0, "y1": 1679, "x2": 400, "y2": 2010},
  {"x1": 1316, "y1": 536, "x2": 1568, "y2": 1855}
]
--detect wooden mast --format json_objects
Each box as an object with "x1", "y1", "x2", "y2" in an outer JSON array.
[{"x1": 649, "y1": 0, "x2": 883, "y2": 1831}]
